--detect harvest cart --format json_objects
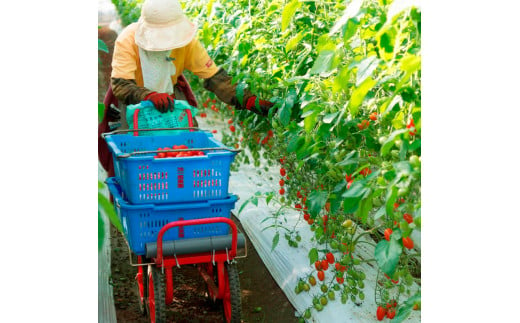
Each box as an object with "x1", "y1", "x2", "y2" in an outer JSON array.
[{"x1": 103, "y1": 126, "x2": 246, "y2": 323}]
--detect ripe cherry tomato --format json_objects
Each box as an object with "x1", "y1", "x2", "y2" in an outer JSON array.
[
  {"x1": 376, "y1": 306, "x2": 386, "y2": 321},
  {"x1": 279, "y1": 179, "x2": 285, "y2": 186},
  {"x1": 402, "y1": 237, "x2": 414, "y2": 249},
  {"x1": 280, "y1": 168, "x2": 286, "y2": 176},
  {"x1": 384, "y1": 228, "x2": 393, "y2": 241},
  {"x1": 386, "y1": 307, "x2": 396, "y2": 319},
  {"x1": 317, "y1": 270, "x2": 325, "y2": 281},
  {"x1": 229, "y1": 125, "x2": 236, "y2": 132},
  {"x1": 228, "y1": 118, "x2": 233, "y2": 124},
  {"x1": 279, "y1": 188, "x2": 285, "y2": 195},
  {"x1": 369, "y1": 112, "x2": 378, "y2": 121},
  {"x1": 320, "y1": 259, "x2": 329, "y2": 270},
  {"x1": 326, "y1": 252, "x2": 335, "y2": 264},
  {"x1": 403, "y1": 213, "x2": 413, "y2": 224}
]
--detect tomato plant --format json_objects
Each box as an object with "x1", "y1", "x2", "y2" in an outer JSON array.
[{"x1": 179, "y1": 0, "x2": 422, "y2": 321}]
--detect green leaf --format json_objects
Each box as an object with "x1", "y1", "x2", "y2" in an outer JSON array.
[
  {"x1": 322, "y1": 112, "x2": 339, "y2": 124},
  {"x1": 98, "y1": 192, "x2": 122, "y2": 233},
  {"x1": 281, "y1": 0, "x2": 302, "y2": 32},
  {"x1": 343, "y1": 18, "x2": 360, "y2": 43},
  {"x1": 307, "y1": 189, "x2": 329, "y2": 217},
  {"x1": 356, "y1": 56, "x2": 380, "y2": 86},
  {"x1": 304, "y1": 111, "x2": 318, "y2": 133},
  {"x1": 309, "y1": 50, "x2": 335, "y2": 75},
  {"x1": 385, "y1": 185, "x2": 398, "y2": 218},
  {"x1": 98, "y1": 212, "x2": 105, "y2": 252},
  {"x1": 285, "y1": 31, "x2": 305, "y2": 52},
  {"x1": 251, "y1": 196, "x2": 259, "y2": 207},
  {"x1": 98, "y1": 102, "x2": 105, "y2": 124},
  {"x1": 236, "y1": 83, "x2": 246, "y2": 107},
  {"x1": 355, "y1": 194, "x2": 373, "y2": 224},
  {"x1": 374, "y1": 206, "x2": 386, "y2": 220},
  {"x1": 348, "y1": 77, "x2": 377, "y2": 116},
  {"x1": 309, "y1": 247, "x2": 319, "y2": 265},
  {"x1": 374, "y1": 238, "x2": 402, "y2": 276},
  {"x1": 381, "y1": 129, "x2": 408, "y2": 156},
  {"x1": 238, "y1": 198, "x2": 251, "y2": 215},
  {"x1": 98, "y1": 39, "x2": 108, "y2": 53},
  {"x1": 400, "y1": 54, "x2": 421, "y2": 74},
  {"x1": 393, "y1": 291, "x2": 421, "y2": 323},
  {"x1": 287, "y1": 135, "x2": 305, "y2": 153},
  {"x1": 409, "y1": 139, "x2": 421, "y2": 152},
  {"x1": 266, "y1": 193, "x2": 274, "y2": 205},
  {"x1": 272, "y1": 232, "x2": 280, "y2": 251}
]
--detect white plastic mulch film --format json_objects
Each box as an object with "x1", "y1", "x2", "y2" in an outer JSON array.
[{"x1": 198, "y1": 117, "x2": 421, "y2": 323}]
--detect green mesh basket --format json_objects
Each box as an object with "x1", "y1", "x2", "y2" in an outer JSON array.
[{"x1": 126, "y1": 100, "x2": 198, "y2": 135}]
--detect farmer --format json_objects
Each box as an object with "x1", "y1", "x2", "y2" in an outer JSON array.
[{"x1": 107, "y1": 0, "x2": 274, "y2": 124}]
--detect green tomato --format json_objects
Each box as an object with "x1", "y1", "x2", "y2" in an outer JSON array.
[
  {"x1": 359, "y1": 292, "x2": 365, "y2": 300},
  {"x1": 398, "y1": 187, "x2": 409, "y2": 197},
  {"x1": 341, "y1": 293, "x2": 348, "y2": 304},
  {"x1": 341, "y1": 219, "x2": 353, "y2": 228},
  {"x1": 320, "y1": 296, "x2": 328, "y2": 306},
  {"x1": 321, "y1": 284, "x2": 328, "y2": 293},
  {"x1": 409, "y1": 155, "x2": 420, "y2": 167},
  {"x1": 328, "y1": 291, "x2": 336, "y2": 300},
  {"x1": 314, "y1": 303, "x2": 323, "y2": 311},
  {"x1": 304, "y1": 309, "x2": 312, "y2": 319},
  {"x1": 303, "y1": 283, "x2": 310, "y2": 292}
]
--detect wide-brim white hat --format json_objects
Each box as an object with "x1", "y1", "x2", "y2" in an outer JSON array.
[{"x1": 135, "y1": 0, "x2": 197, "y2": 51}]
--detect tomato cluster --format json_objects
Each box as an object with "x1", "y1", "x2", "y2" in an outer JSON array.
[
  {"x1": 376, "y1": 299, "x2": 398, "y2": 320},
  {"x1": 154, "y1": 145, "x2": 205, "y2": 158}
]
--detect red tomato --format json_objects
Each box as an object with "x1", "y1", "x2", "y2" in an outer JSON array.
[
  {"x1": 230, "y1": 125, "x2": 236, "y2": 132},
  {"x1": 402, "y1": 237, "x2": 414, "y2": 249},
  {"x1": 403, "y1": 213, "x2": 413, "y2": 224},
  {"x1": 376, "y1": 306, "x2": 386, "y2": 321},
  {"x1": 279, "y1": 179, "x2": 285, "y2": 186},
  {"x1": 336, "y1": 276, "x2": 344, "y2": 284},
  {"x1": 386, "y1": 307, "x2": 396, "y2": 319},
  {"x1": 317, "y1": 270, "x2": 325, "y2": 281},
  {"x1": 228, "y1": 118, "x2": 233, "y2": 124},
  {"x1": 326, "y1": 252, "x2": 335, "y2": 264},
  {"x1": 279, "y1": 188, "x2": 285, "y2": 195},
  {"x1": 384, "y1": 228, "x2": 393, "y2": 241},
  {"x1": 315, "y1": 261, "x2": 322, "y2": 271},
  {"x1": 280, "y1": 168, "x2": 286, "y2": 176},
  {"x1": 321, "y1": 259, "x2": 329, "y2": 270}
]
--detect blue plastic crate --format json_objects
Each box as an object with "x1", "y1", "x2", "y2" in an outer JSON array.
[
  {"x1": 104, "y1": 130, "x2": 237, "y2": 204},
  {"x1": 106, "y1": 177, "x2": 238, "y2": 256}
]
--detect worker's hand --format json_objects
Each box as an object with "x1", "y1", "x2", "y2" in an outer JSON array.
[
  {"x1": 145, "y1": 92, "x2": 175, "y2": 113},
  {"x1": 245, "y1": 96, "x2": 275, "y2": 117}
]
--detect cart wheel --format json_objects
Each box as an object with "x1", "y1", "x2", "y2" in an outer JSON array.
[
  {"x1": 222, "y1": 262, "x2": 241, "y2": 323},
  {"x1": 135, "y1": 256, "x2": 148, "y2": 316},
  {"x1": 147, "y1": 266, "x2": 166, "y2": 323}
]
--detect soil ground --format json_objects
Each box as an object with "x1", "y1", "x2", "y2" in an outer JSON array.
[{"x1": 110, "y1": 214, "x2": 298, "y2": 323}]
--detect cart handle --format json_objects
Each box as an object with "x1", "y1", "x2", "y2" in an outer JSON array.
[
  {"x1": 101, "y1": 127, "x2": 203, "y2": 138},
  {"x1": 116, "y1": 146, "x2": 241, "y2": 158},
  {"x1": 155, "y1": 217, "x2": 238, "y2": 266}
]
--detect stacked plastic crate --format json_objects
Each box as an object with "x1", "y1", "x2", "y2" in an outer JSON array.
[{"x1": 104, "y1": 129, "x2": 239, "y2": 256}]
